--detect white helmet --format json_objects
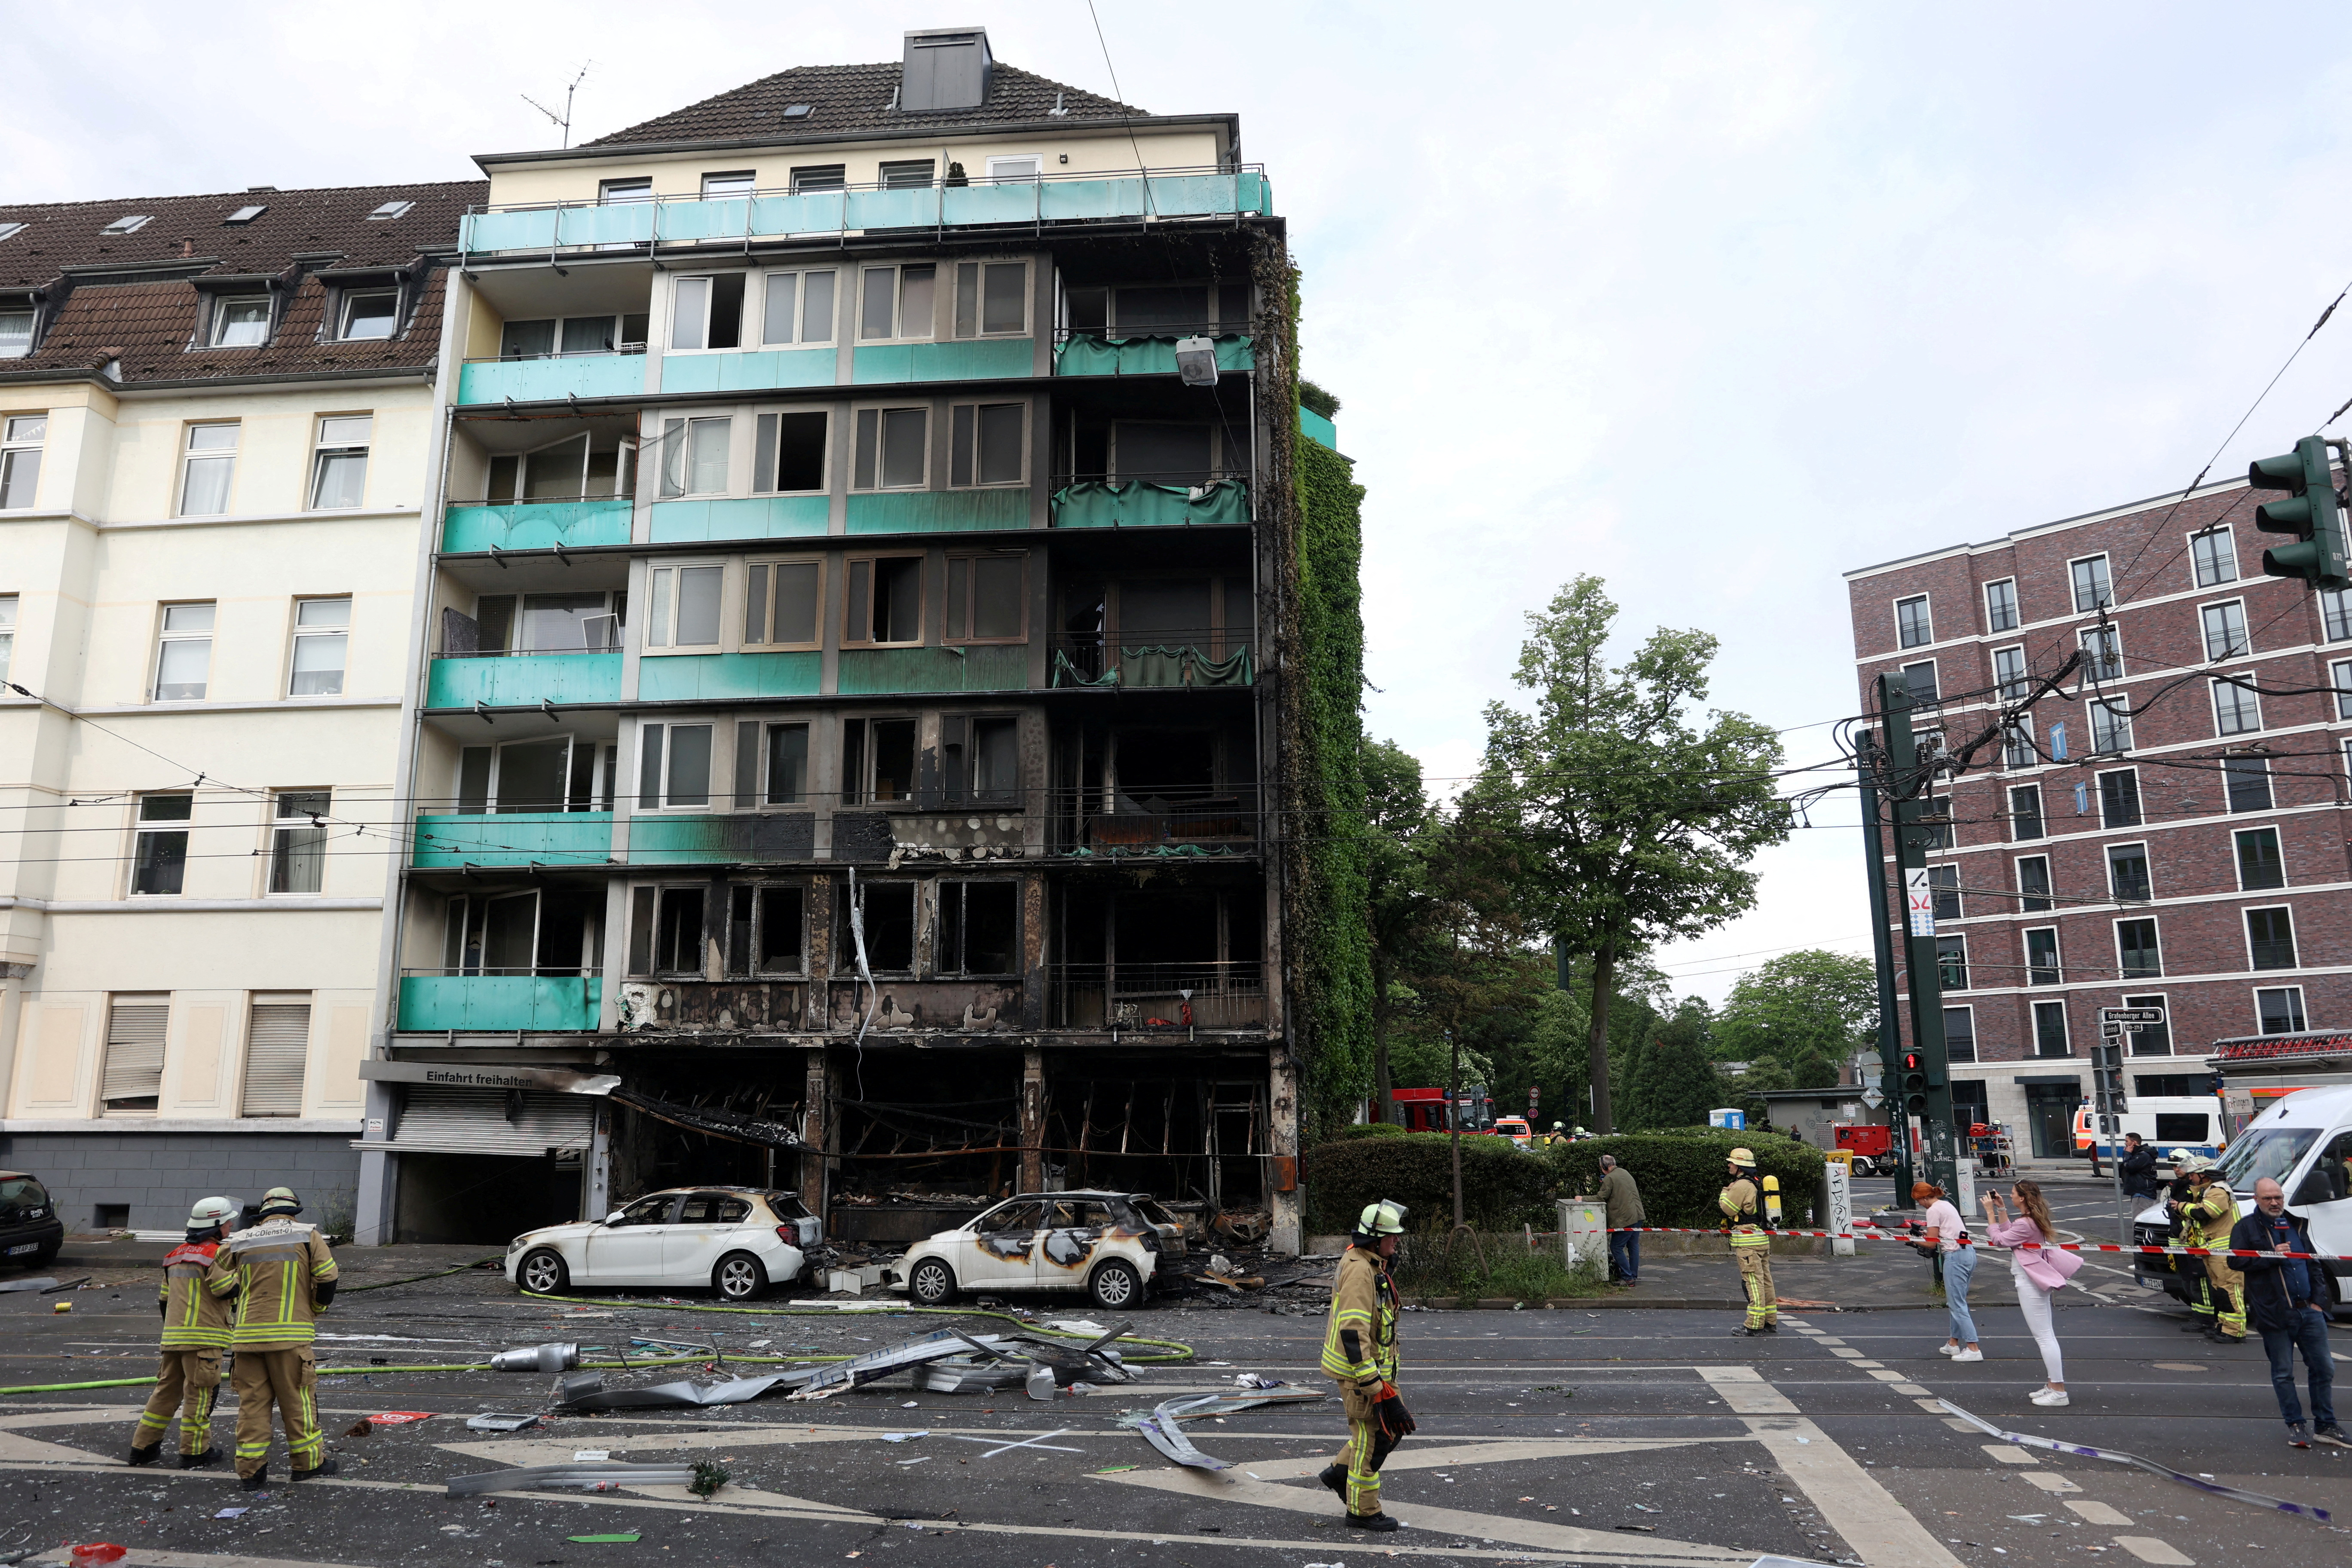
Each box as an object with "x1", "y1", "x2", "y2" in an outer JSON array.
[{"x1": 187, "y1": 1196, "x2": 237, "y2": 1229}]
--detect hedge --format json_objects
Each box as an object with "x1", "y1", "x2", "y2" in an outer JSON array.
[
  {"x1": 1305, "y1": 1132, "x2": 1557, "y2": 1234},
  {"x1": 1550, "y1": 1131, "x2": 1824, "y2": 1230},
  {"x1": 1327, "y1": 1122, "x2": 1410, "y2": 1142}
]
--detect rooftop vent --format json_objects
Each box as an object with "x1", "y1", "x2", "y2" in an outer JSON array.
[
  {"x1": 101, "y1": 214, "x2": 153, "y2": 235},
  {"x1": 225, "y1": 205, "x2": 267, "y2": 225},
  {"x1": 900, "y1": 27, "x2": 992, "y2": 112}
]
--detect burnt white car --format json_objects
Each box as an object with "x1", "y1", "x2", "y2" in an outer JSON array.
[
  {"x1": 506, "y1": 1187, "x2": 817, "y2": 1302},
  {"x1": 890, "y1": 1191, "x2": 1164, "y2": 1311}
]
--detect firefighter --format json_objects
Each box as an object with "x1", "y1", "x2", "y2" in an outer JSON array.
[
  {"x1": 1318, "y1": 1199, "x2": 1413, "y2": 1532},
  {"x1": 127, "y1": 1196, "x2": 237, "y2": 1468},
  {"x1": 207, "y1": 1186, "x2": 340, "y2": 1488},
  {"x1": 1721, "y1": 1148, "x2": 1776, "y2": 1335},
  {"x1": 2177, "y1": 1156, "x2": 2247, "y2": 1344},
  {"x1": 1545, "y1": 1122, "x2": 1569, "y2": 1148},
  {"x1": 2162, "y1": 1149, "x2": 2214, "y2": 1332}
]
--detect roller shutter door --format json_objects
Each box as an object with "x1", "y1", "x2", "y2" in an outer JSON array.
[
  {"x1": 241, "y1": 1002, "x2": 312, "y2": 1116},
  {"x1": 390, "y1": 1085, "x2": 594, "y2": 1156},
  {"x1": 101, "y1": 1001, "x2": 169, "y2": 1109}
]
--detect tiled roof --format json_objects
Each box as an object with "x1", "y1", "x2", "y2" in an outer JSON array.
[
  {"x1": 585, "y1": 61, "x2": 1147, "y2": 147},
  {"x1": 0, "y1": 181, "x2": 482, "y2": 384}
]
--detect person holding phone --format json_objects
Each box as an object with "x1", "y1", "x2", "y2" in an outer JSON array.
[{"x1": 1984, "y1": 1180, "x2": 2079, "y2": 1406}]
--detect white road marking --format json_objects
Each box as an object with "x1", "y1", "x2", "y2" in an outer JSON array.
[
  {"x1": 2112, "y1": 1537, "x2": 2196, "y2": 1565},
  {"x1": 2066, "y1": 1500, "x2": 2132, "y2": 1525},
  {"x1": 1982, "y1": 1443, "x2": 2039, "y2": 1464},
  {"x1": 2018, "y1": 1472, "x2": 2079, "y2": 1494},
  {"x1": 950, "y1": 1428, "x2": 1082, "y2": 1458}
]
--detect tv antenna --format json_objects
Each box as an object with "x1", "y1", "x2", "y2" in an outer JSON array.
[{"x1": 523, "y1": 62, "x2": 592, "y2": 148}]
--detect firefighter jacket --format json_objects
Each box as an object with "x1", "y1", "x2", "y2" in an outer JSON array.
[
  {"x1": 1720, "y1": 1178, "x2": 1767, "y2": 1246},
  {"x1": 2184, "y1": 1183, "x2": 2239, "y2": 1250},
  {"x1": 206, "y1": 1218, "x2": 339, "y2": 1349},
  {"x1": 157, "y1": 1240, "x2": 233, "y2": 1350},
  {"x1": 1320, "y1": 1243, "x2": 1400, "y2": 1388}
]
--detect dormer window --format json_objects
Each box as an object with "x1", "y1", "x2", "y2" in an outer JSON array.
[
  {"x1": 225, "y1": 205, "x2": 267, "y2": 225},
  {"x1": 0, "y1": 306, "x2": 32, "y2": 359},
  {"x1": 101, "y1": 214, "x2": 153, "y2": 235},
  {"x1": 337, "y1": 289, "x2": 399, "y2": 341},
  {"x1": 366, "y1": 200, "x2": 415, "y2": 221},
  {"x1": 208, "y1": 295, "x2": 271, "y2": 348}
]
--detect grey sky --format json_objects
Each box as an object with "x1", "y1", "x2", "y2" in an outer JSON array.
[{"x1": 15, "y1": 2, "x2": 2352, "y2": 1000}]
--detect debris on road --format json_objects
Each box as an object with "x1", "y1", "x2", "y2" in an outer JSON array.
[
  {"x1": 0, "y1": 1277, "x2": 58, "y2": 1294},
  {"x1": 1120, "y1": 1389, "x2": 1324, "y2": 1471},
  {"x1": 1940, "y1": 1398, "x2": 2334, "y2": 1524},
  {"x1": 466, "y1": 1413, "x2": 543, "y2": 1432},
  {"x1": 490, "y1": 1341, "x2": 579, "y2": 1372},
  {"x1": 447, "y1": 1461, "x2": 703, "y2": 1497},
  {"x1": 565, "y1": 1534, "x2": 642, "y2": 1544}
]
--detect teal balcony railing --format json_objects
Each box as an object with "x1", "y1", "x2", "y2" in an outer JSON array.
[
  {"x1": 442, "y1": 499, "x2": 633, "y2": 552},
  {"x1": 459, "y1": 166, "x2": 1272, "y2": 255},
  {"x1": 398, "y1": 972, "x2": 603, "y2": 1032},
  {"x1": 456, "y1": 351, "x2": 649, "y2": 405},
  {"x1": 426, "y1": 652, "x2": 622, "y2": 709},
  {"x1": 410, "y1": 812, "x2": 613, "y2": 869}
]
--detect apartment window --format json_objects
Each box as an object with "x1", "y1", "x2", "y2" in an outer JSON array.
[
  {"x1": 2024, "y1": 926, "x2": 2061, "y2": 986},
  {"x1": 725, "y1": 884, "x2": 805, "y2": 975},
  {"x1": 268, "y1": 790, "x2": 329, "y2": 893},
  {"x1": 701, "y1": 170, "x2": 755, "y2": 198},
  {"x1": 308, "y1": 415, "x2": 370, "y2": 509},
  {"x1": 944, "y1": 554, "x2": 1026, "y2": 643},
  {"x1": 2097, "y1": 768, "x2": 2140, "y2": 827},
  {"x1": 851, "y1": 406, "x2": 929, "y2": 490},
  {"x1": 208, "y1": 294, "x2": 270, "y2": 347},
  {"x1": 948, "y1": 401, "x2": 1026, "y2": 486},
  {"x1": 879, "y1": 159, "x2": 937, "y2": 190},
  {"x1": 1936, "y1": 934, "x2": 1968, "y2": 991},
  {"x1": 2199, "y1": 600, "x2": 2248, "y2": 661},
  {"x1": 636, "y1": 722, "x2": 712, "y2": 812},
  {"x1": 2002, "y1": 723, "x2": 2036, "y2": 769},
  {"x1": 2236, "y1": 826, "x2": 2285, "y2": 891},
  {"x1": 752, "y1": 411, "x2": 829, "y2": 493},
  {"x1": 337, "y1": 290, "x2": 398, "y2": 341},
  {"x1": 2070, "y1": 555, "x2": 2113, "y2": 611},
  {"x1": 657, "y1": 416, "x2": 731, "y2": 498},
  {"x1": 1992, "y1": 645, "x2": 2029, "y2": 701},
  {"x1": 986, "y1": 155, "x2": 1043, "y2": 184},
  {"x1": 937, "y1": 880, "x2": 1019, "y2": 975},
  {"x1": 1926, "y1": 864, "x2": 1960, "y2": 920},
  {"x1": 2078, "y1": 626, "x2": 2122, "y2": 682},
  {"x1": 2016, "y1": 855, "x2": 2052, "y2": 913},
  {"x1": 759, "y1": 270, "x2": 838, "y2": 347},
  {"x1": 599, "y1": 177, "x2": 652, "y2": 204},
  {"x1": 743, "y1": 559, "x2": 823, "y2": 648},
  {"x1": 952, "y1": 261, "x2": 1029, "y2": 338},
  {"x1": 858, "y1": 263, "x2": 937, "y2": 340},
  {"x1": 2116, "y1": 917, "x2": 2162, "y2": 979},
  {"x1": 629, "y1": 885, "x2": 707, "y2": 976},
  {"x1": 2106, "y1": 842, "x2": 2150, "y2": 903},
  {"x1": 1921, "y1": 793, "x2": 1952, "y2": 851},
  {"x1": 153, "y1": 603, "x2": 215, "y2": 700},
  {"x1": 2192, "y1": 525, "x2": 2237, "y2": 586},
  {"x1": 1984, "y1": 578, "x2": 2018, "y2": 633},
  {"x1": 643, "y1": 564, "x2": 724, "y2": 652},
  {"x1": 2211, "y1": 676, "x2": 2260, "y2": 736},
  {"x1": 501, "y1": 315, "x2": 647, "y2": 358},
  {"x1": 0, "y1": 594, "x2": 14, "y2": 683},
  {"x1": 2033, "y1": 999, "x2": 2070, "y2": 1057},
  {"x1": 288, "y1": 597, "x2": 350, "y2": 695},
  {"x1": 1900, "y1": 660, "x2": 1938, "y2": 702},
  {"x1": 0, "y1": 306, "x2": 31, "y2": 358},
  {"x1": 944, "y1": 714, "x2": 1019, "y2": 805},
  {"x1": 763, "y1": 722, "x2": 810, "y2": 805},
  {"x1": 2324, "y1": 587, "x2": 2352, "y2": 642},
  {"x1": 840, "y1": 716, "x2": 917, "y2": 804},
  {"x1": 2334, "y1": 659, "x2": 2352, "y2": 719},
  {"x1": 670, "y1": 273, "x2": 746, "y2": 351},
  {"x1": 0, "y1": 414, "x2": 42, "y2": 508},
  {"x1": 2089, "y1": 698, "x2": 2132, "y2": 753},
  {"x1": 1893, "y1": 594, "x2": 1931, "y2": 649},
  {"x1": 178, "y1": 423, "x2": 238, "y2": 515},
  {"x1": 1944, "y1": 1006, "x2": 1977, "y2": 1063},
  {"x1": 240, "y1": 997, "x2": 310, "y2": 1115},
  {"x1": 2224, "y1": 756, "x2": 2272, "y2": 813},
  {"x1": 2257, "y1": 986, "x2": 2308, "y2": 1035},
  {"x1": 845, "y1": 556, "x2": 923, "y2": 646},
  {"x1": 790, "y1": 164, "x2": 847, "y2": 194},
  {"x1": 2246, "y1": 906, "x2": 2298, "y2": 971},
  {"x1": 2122, "y1": 993, "x2": 2172, "y2": 1056},
  {"x1": 132, "y1": 794, "x2": 192, "y2": 895},
  {"x1": 101, "y1": 997, "x2": 169, "y2": 1114},
  {"x1": 2009, "y1": 784, "x2": 2044, "y2": 840},
  {"x1": 835, "y1": 880, "x2": 916, "y2": 972}
]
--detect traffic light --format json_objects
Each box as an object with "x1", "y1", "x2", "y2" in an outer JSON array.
[
  {"x1": 2248, "y1": 435, "x2": 2350, "y2": 589},
  {"x1": 2091, "y1": 1041, "x2": 2127, "y2": 1116},
  {"x1": 1902, "y1": 1051, "x2": 1929, "y2": 1117}
]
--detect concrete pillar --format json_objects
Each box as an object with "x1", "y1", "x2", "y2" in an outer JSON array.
[
  {"x1": 352, "y1": 1078, "x2": 397, "y2": 1246},
  {"x1": 1268, "y1": 1048, "x2": 1301, "y2": 1255},
  {"x1": 801, "y1": 1047, "x2": 830, "y2": 1219},
  {"x1": 1020, "y1": 1045, "x2": 1045, "y2": 1192},
  {"x1": 584, "y1": 1105, "x2": 612, "y2": 1222}
]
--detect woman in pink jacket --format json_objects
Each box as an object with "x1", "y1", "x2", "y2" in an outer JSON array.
[{"x1": 1984, "y1": 1180, "x2": 2080, "y2": 1407}]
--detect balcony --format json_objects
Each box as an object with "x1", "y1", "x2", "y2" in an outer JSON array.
[
  {"x1": 456, "y1": 351, "x2": 648, "y2": 406},
  {"x1": 1050, "y1": 479, "x2": 1247, "y2": 530},
  {"x1": 638, "y1": 652, "x2": 822, "y2": 701},
  {"x1": 837, "y1": 644, "x2": 1028, "y2": 695},
  {"x1": 845, "y1": 487, "x2": 1032, "y2": 534},
  {"x1": 1062, "y1": 789, "x2": 1258, "y2": 858},
  {"x1": 443, "y1": 498, "x2": 634, "y2": 553},
  {"x1": 656, "y1": 347, "x2": 836, "y2": 395},
  {"x1": 628, "y1": 812, "x2": 816, "y2": 866},
  {"x1": 427, "y1": 651, "x2": 622, "y2": 710},
  {"x1": 1299, "y1": 405, "x2": 1339, "y2": 452},
  {"x1": 1047, "y1": 964, "x2": 1267, "y2": 1032},
  {"x1": 848, "y1": 337, "x2": 1036, "y2": 384},
  {"x1": 1053, "y1": 333, "x2": 1253, "y2": 377},
  {"x1": 459, "y1": 167, "x2": 1273, "y2": 256},
  {"x1": 650, "y1": 496, "x2": 830, "y2": 544},
  {"x1": 1047, "y1": 633, "x2": 1253, "y2": 689},
  {"x1": 398, "y1": 971, "x2": 603, "y2": 1032},
  {"x1": 410, "y1": 812, "x2": 613, "y2": 869}
]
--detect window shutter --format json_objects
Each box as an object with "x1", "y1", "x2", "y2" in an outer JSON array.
[
  {"x1": 101, "y1": 1003, "x2": 169, "y2": 1107},
  {"x1": 241, "y1": 1002, "x2": 311, "y2": 1116}
]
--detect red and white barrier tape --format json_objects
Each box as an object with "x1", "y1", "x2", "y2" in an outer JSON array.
[{"x1": 1605, "y1": 1222, "x2": 2351, "y2": 1262}]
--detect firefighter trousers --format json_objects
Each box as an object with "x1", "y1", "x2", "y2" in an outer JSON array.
[
  {"x1": 232, "y1": 1346, "x2": 322, "y2": 1477},
  {"x1": 1336, "y1": 1384, "x2": 1399, "y2": 1516},
  {"x1": 1736, "y1": 1245, "x2": 1777, "y2": 1328},
  {"x1": 131, "y1": 1348, "x2": 220, "y2": 1457},
  {"x1": 2203, "y1": 1254, "x2": 2247, "y2": 1339}
]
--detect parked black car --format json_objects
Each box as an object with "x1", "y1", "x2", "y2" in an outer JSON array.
[{"x1": 0, "y1": 1172, "x2": 64, "y2": 1269}]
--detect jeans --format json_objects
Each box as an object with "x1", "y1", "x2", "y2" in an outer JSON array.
[
  {"x1": 1942, "y1": 1245, "x2": 1978, "y2": 1345},
  {"x1": 1608, "y1": 1229, "x2": 1639, "y2": 1283},
  {"x1": 2258, "y1": 1307, "x2": 2337, "y2": 1429}
]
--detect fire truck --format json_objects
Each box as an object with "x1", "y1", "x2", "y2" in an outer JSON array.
[
  {"x1": 1831, "y1": 1122, "x2": 1899, "y2": 1176},
  {"x1": 1389, "y1": 1086, "x2": 1496, "y2": 1133}
]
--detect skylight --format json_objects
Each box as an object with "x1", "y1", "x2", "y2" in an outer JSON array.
[
  {"x1": 366, "y1": 200, "x2": 415, "y2": 220},
  {"x1": 0, "y1": 223, "x2": 25, "y2": 242},
  {"x1": 101, "y1": 214, "x2": 153, "y2": 235},
  {"x1": 781, "y1": 103, "x2": 812, "y2": 118},
  {"x1": 225, "y1": 205, "x2": 267, "y2": 225}
]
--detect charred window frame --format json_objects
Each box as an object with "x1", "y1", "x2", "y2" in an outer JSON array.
[
  {"x1": 725, "y1": 882, "x2": 807, "y2": 976},
  {"x1": 628, "y1": 883, "x2": 709, "y2": 977},
  {"x1": 939, "y1": 712, "x2": 1020, "y2": 806},
  {"x1": 834, "y1": 878, "x2": 917, "y2": 973},
  {"x1": 936, "y1": 878, "x2": 1020, "y2": 976},
  {"x1": 839, "y1": 715, "x2": 918, "y2": 805}
]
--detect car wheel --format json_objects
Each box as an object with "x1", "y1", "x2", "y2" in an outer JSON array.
[
  {"x1": 715, "y1": 1253, "x2": 767, "y2": 1302},
  {"x1": 1089, "y1": 1258, "x2": 1143, "y2": 1311},
  {"x1": 518, "y1": 1248, "x2": 570, "y2": 1295},
  {"x1": 908, "y1": 1257, "x2": 956, "y2": 1307}
]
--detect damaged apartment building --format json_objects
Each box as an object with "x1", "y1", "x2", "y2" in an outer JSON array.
[{"x1": 359, "y1": 29, "x2": 1341, "y2": 1253}]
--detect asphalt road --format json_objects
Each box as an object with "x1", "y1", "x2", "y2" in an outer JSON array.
[{"x1": 0, "y1": 1189, "x2": 2344, "y2": 1568}]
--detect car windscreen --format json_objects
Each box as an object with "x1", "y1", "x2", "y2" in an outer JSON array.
[
  {"x1": 2213, "y1": 1127, "x2": 2318, "y2": 1194},
  {"x1": 0, "y1": 1177, "x2": 49, "y2": 1210}
]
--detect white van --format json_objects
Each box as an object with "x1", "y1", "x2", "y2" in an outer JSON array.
[
  {"x1": 2133, "y1": 1083, "x2": 2352, "y2": 1310},
  {"x1": 2072, "y1": 1096, "x2": 2224, "y2": 1161}
]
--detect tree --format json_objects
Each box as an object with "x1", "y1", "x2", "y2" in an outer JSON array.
[
  {"x1": 1363, "y1": 738, "x2": 1439, "y2": 1120},
  {"x1": 1620, "y1": 998, "x2": 1724, "y2": 1130},
  {"x1": 1476, "y1": 577, "x2": 1791, "y2": 1133},
  {"x1": 1714, "y1": 949, "x2": 1879, "y2": 1090}
]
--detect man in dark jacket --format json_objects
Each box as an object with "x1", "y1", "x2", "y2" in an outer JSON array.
[
  {"x1": 2228, "y1": 1178, "x2": 2344, "y2": 1449},
  {"x1": 2117, "y1": 1134, "x2": 2162, "y2": 1201}
]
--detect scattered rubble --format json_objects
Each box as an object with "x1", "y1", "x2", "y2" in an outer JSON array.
[{"x1": 447, "y1": 1461, "x2": 703, "y2": 1498}]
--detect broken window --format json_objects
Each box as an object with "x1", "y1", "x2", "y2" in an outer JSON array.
[
  {"x1": 744, "y1": 559, "x2": 823, "y2": 648},
  {"x1": 837, "y1": 880, "x2": 916, "y2": 972},
  {"x1": 949, "y1": 401, "x2": 1026, "y2": 486},
  {"x1": 764, "y1": 722, "x2": 810, "y2": 805},
  {"x1": 627, "y1": 885, "x2": 705, "y2": 976},
  {"x1": 646, "y1": 564, "x2": 725, "y2": 649},
  {"x1": 845, "y1": 555, "x2": 924, "y2": 645},
  {"x1": 844, "y1": 717, "x2": 916, "y2": 803},
  {"x1": 969, "y1": 716, "x2": 1020, "y2": 804},
  {"x1": 938, "y1": 879, "x2": 1018, "y2": 975},
  {"x1": 945, "y1": 554, "x2": 1026, "y2": 642},
  {"x1": 732, "y1": 884, "x2": 802, "y2": 973},
  {"x1": 753, "y1": 411, "x2": 829, "y2": 493},
  {"x1": 851, "y1": 407, "x2": 928, "y2": 490},
  {"x1": 658, "y1": 416, "x2": 731, "y2": 498},
  {"x1": 952, "y1": 260, "x2": 1028, "y2": 337},
  {"x1": 670, "y1": 273, "x2": 746, "y2": 351}
]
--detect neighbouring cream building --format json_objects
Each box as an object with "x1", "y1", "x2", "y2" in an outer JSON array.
[{"x1": 0, "y1": 182, "x2": 479, "y2": 1235}]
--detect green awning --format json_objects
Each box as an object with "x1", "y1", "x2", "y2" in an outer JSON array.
[{"x1": 1054, "y1": 333, "x2": 1255, "y2": 377}]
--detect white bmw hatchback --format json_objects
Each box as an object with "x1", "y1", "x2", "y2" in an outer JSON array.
[{"x1": 506, "y1": 1187, "x2": 816, "y2": 1302}]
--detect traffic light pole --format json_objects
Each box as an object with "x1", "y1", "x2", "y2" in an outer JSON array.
[
  {"x1": 1877, "y1": 674, "x2": 1961, "y2": 1200},
  {"x1": 1855, "y1": 731, "x2": 1915, "y2": 1198}
]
